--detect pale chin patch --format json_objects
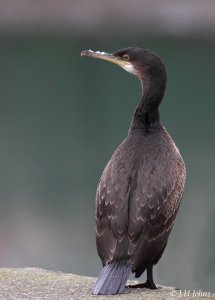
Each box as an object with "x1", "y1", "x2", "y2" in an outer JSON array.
[{"x1": 122, "y1": 64, "x2": 137, "y2": 76}]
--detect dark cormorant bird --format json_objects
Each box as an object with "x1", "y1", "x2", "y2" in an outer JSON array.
[{"x1": 81, "y1": 47, "x2": 186, "y2": 295}]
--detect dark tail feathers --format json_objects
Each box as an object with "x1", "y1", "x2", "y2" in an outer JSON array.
[{"x1": 93, "y1": 261, "x2": 131, "y2": 295}]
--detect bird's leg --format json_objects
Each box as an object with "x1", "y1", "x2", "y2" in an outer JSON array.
[
  {"x1": 144, "y1": 265, "x2": 158, "y2": 289},
  {"x1": 126, "y1": 265, "x2": 158, "y2": 289}
]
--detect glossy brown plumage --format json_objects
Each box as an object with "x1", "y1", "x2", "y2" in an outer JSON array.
[
  {"x1": 81, "y1": 47, "x2": 186, "y2": 294},
  {"x1": 96, "y1": 126, "x2": 185, "y2": 275}
]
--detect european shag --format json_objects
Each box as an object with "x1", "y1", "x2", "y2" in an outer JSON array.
[{"x1": 81, "y1": 47, "x2": 186, "y2": 295}]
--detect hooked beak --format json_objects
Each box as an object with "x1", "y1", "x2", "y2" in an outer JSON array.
[{"x1": 81, "y1": 49, "x2": 130, "y2": 69}]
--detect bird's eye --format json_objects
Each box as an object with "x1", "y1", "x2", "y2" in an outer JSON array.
[{"x1": 123, "y1": 54, "x2": 130, "y2": 61}]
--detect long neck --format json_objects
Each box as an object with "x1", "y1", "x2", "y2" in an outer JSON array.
[{"x1": 130, "y1": 74, "x2": 166, "y2": 131}]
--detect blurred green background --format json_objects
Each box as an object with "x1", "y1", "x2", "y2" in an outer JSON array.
[{"x1": 0, "y1": 0, "x2": 214, "y2": 293}]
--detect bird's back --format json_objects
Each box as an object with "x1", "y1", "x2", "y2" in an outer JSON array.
[{"x1": 96, "y1": 126, "x2": 186, "y2": 274}]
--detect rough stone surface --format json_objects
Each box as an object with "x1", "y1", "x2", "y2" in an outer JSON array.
[{"x1": 0, "y1": 268, "x2": 214, "y2": 300}]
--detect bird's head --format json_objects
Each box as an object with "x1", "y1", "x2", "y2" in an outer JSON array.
[{"x1": 81, "y1": 47, "x2": 167, "y2": 83}]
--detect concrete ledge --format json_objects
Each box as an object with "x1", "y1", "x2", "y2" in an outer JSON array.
[{"x1": 0, "y1": 268, "x2": 214, "y2": 300}]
